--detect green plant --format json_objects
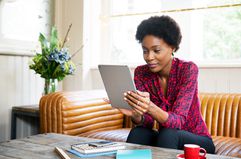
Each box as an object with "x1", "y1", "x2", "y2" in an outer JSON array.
[{"x1": 29, "y1": 25, "x2": 75, "y2": 81}]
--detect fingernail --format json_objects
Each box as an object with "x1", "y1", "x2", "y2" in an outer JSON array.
[
  {"x1": 124, "y1": 97, "x2": 127, "y2": 100},
  {"x1": 128, "y1": 91, "x2": 131, "y2": 94},
  {"x1": 124, "y1": 93, "x2": 127, "y2": 96}
]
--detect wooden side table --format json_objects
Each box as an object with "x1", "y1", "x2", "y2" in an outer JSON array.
[{"x1": 11, "y1": 105, "x2": 40, "y2": 139}]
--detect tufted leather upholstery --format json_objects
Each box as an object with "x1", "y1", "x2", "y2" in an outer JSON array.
[
  {"x1": 40, "y1": 90, "x2": 123, "y2": 135},
  {"x1": 199, "y1": 93, "x2": 241, "y2": 138},
  {"x1": 39, "y1": 91, "x2": 241, "y2": 157}
]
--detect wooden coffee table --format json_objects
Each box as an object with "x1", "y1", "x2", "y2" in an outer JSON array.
[{"x1": 0, "y1": 133, "x2": 238, "y2": 159}]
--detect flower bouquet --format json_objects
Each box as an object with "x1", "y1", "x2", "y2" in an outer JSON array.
[{"x1": 29, "y1": 25, "x2": 76, "y2": 95}]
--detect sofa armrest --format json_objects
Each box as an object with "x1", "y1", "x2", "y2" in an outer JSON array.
[{"x1": 39, "y1": 90, "x2": 124, "y2": 136}]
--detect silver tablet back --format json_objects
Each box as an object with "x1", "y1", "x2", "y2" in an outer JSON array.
[{"x1": 98, "y1": 65, "x2": 136, "y2": 109}]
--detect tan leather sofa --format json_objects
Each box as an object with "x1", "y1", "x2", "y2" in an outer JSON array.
[{"x1": 39, "y1": 90, "x2": 241, "y2": 157}]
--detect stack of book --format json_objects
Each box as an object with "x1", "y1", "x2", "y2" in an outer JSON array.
[{"x1": 68, "y1": 141, "x2": 126, "y2": 157}]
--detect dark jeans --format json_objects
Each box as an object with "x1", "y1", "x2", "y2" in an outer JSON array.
[{"x1": 127, "y1": 126, "x2": 215, "y2": 154}]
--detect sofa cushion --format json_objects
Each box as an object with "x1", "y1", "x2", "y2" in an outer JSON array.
[
  {"x1": 212, "y1": 136, "x2": 241, "y2": 157},
  {"x1": 80, "y1": 128, "x2": 241, "y2": 157}
]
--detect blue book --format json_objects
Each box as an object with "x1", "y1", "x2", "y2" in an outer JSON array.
[
  {"x1": 116, "y1": 149, "x2": 152, "y2": 159},
  {"x1": 67, "y1": 149, "x2": 116, "y2": 158}
]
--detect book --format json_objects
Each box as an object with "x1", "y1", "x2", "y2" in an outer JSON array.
[
  {"x1": 55, "y1": 147, "x2": 71, "y2": 159},
  {"x1": 116, "y1": 149, "x2": 152, "y2": 159},
  {"x1": 67, "y1": 149, "x2": 116, "y2": 158},
  {"x1": 71, "y1": 141, "x2": 126, "y2": 154}
]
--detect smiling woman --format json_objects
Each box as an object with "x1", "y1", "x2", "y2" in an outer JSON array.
[{"x1": 119, "y1": 15, "x2": 216, "y2": 154}]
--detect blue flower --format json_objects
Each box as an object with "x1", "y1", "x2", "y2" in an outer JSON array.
[
  {"x1": 68, "y1": 64, "x2": 75, "y2": 74},
  {"x1": 48, "y1": 49, "x2": 59, "y2": 61},
  {"x1": 58, "y1": 48, "x2": 71, "y2": 64},
  {"x1": 60, "y1": 64, "x2": 66, "y2": 72}
]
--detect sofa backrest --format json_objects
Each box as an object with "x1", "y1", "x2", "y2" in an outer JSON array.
[{"x1": 199, "y1": 93, "x2": 241, "y2": 138}]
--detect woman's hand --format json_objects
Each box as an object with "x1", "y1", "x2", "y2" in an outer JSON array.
[
  {"x1": 124, "y1": 90, "x2": 152, "y2": 116},
  {"x1": 103, "y1": 97, "x2": 142, "y2": 121},
  {"x1": 103, "y1": 98, "x2": 138, "y2": 117},
  {"x1": 124, "y1": 91, "x2": 169, "y2": 124}
]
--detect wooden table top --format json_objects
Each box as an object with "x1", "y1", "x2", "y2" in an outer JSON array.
[
  {"x1": 0, "y1": 133, "x2": 238, "y2": 159},
  {"x1": 12, "y1": 104, "x2": 39, "y2": 113}
]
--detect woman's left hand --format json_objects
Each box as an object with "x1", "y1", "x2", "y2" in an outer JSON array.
[{"x1": 124, "y1": 90, "x2": 152, "y2": 115}]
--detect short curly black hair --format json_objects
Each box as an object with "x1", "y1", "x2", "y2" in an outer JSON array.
[{"x1": 136, "y1": 15, "x2": 182, "y2": 52}]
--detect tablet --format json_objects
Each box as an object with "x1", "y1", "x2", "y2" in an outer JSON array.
[{"x1": 98, "y1": 65, "x2": 136, "y2": 109}]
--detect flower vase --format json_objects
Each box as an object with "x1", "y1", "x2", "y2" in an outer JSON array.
[{"x1": 43, "y1": 78, "x2": 58, "y2": 95}]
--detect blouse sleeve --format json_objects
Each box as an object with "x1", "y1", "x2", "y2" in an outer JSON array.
[
  {"x1": 134, "y1": 66, "x2": 154, "y2": 129},
  {"x1": 161, "y1": 62, "x2": 199, "y2": 129}
]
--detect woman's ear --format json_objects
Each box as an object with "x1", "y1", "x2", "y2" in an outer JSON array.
[
  {"x1": 171, "y1": 46, "x2": 176, "y2": 52},
  {"x1": 170, "y1": 47, "x2": 175, "y2": 56},
  {"x1": 169, "y1": 47, "x2": 175, "y2": 54}
]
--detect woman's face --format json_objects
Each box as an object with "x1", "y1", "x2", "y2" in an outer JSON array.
[{"x1": 142, "y1": 35, "x2": 174, "y2": 74}]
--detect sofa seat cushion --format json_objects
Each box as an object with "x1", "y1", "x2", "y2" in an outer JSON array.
[
  {"x1": 212, "y1": 136, "x2": 241, "y2": 157},
  {"x1": 79, "y1": 128, "x2": 131, "y2": 142},
  {"x1": 79, "y1": 128, "x2": 241, "y2": 157}
]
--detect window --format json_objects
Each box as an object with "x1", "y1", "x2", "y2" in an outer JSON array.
[
  {"x1": 202, "y1": 3, "x2": 241, "y2": 62},
  {"x1": 0, "y1": 0, "x2": 53, "y2": 55},
  {"x1": 84, "y1": 0, "x2": 241, "y2": 67}
]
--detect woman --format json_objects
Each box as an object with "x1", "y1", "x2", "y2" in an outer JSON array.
[{"x1": 121, "y1": 15, "x2": 215, "y2": 153}]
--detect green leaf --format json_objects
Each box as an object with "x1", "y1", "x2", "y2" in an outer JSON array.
[
  {"x1": 50, "y1": 27, "x2": 59, "y2": 52},
  {"x1": 39, "y1": 33, "x2": 49, "y2": 55}
]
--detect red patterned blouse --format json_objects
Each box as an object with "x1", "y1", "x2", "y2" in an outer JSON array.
[{"x1": 134, "y1": 57, "x2": 211, "y2": 138}]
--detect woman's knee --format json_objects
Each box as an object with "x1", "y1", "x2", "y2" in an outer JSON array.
[
  {"x1": 156, "y1": 128, "x2": 179, "y2": 149},
  {"x1": 128, "y1": 126, "x2": 145, "y2": 135},
  {"x1": 127, "y1": 126, "x2": 157, "y2": 146},
  {"x1": 127, "y1": 126, "x2": 146, "y2": 140},
  {"x1": 158, "y1": 128, "x2": 178, "y2": 139},
  {"x1": 176, "y1": 130, "x2": 215, "y2": 154}
]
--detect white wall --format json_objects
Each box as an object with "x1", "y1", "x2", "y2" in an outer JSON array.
[
  {"x1": 199, "y1": 67, "x2": 241, "y2": 93},
  {"x1": 0, "y1": 55, "x2": 43, "y2": 141}
]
